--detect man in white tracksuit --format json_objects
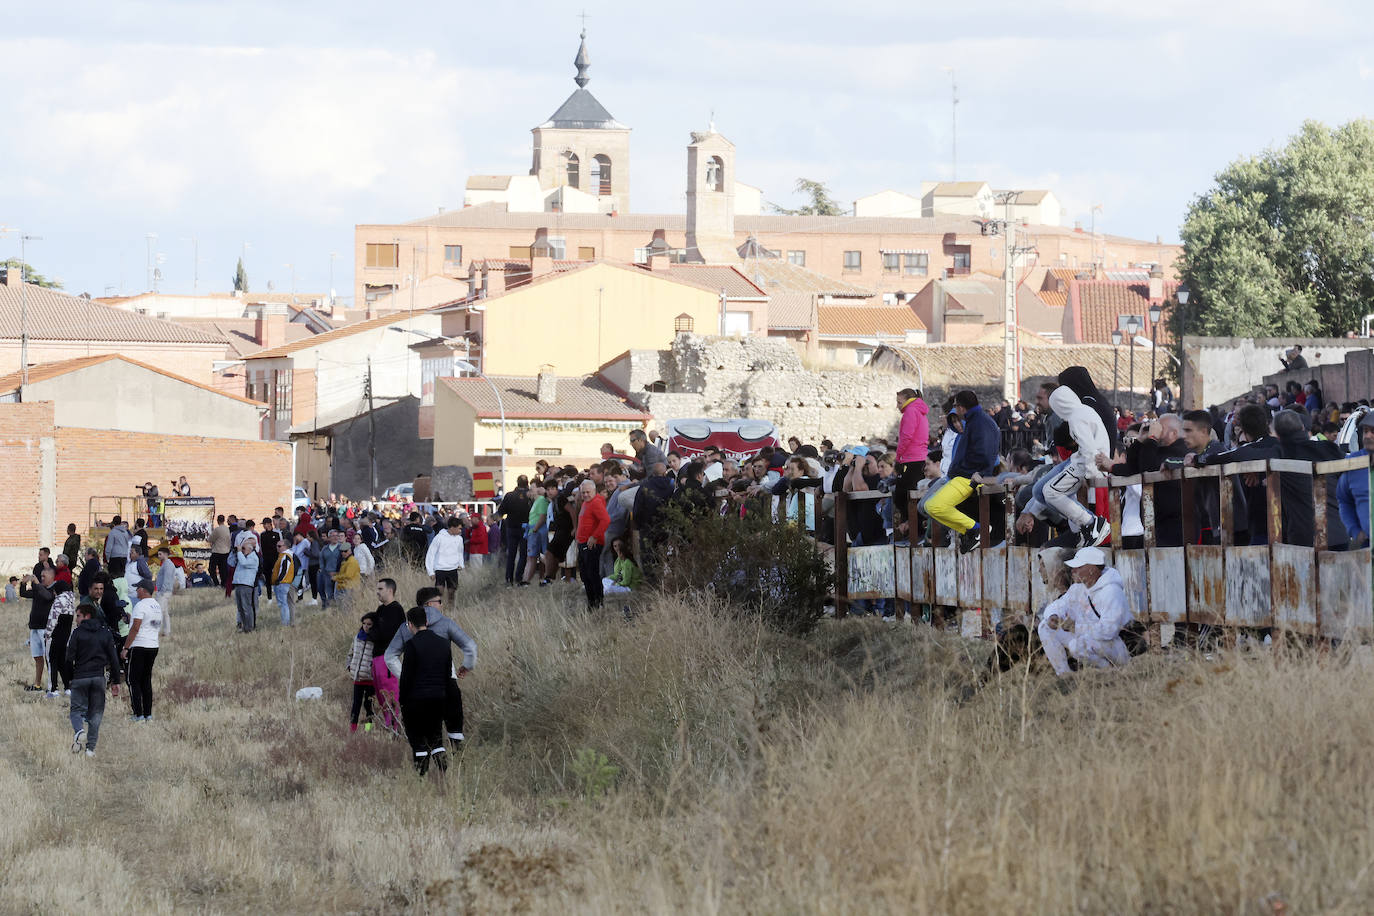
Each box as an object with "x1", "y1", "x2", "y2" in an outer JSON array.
[
  {"x1": 1026, "y1": 385, "x2": 1113, "y2": 547},
  {"x1": 1039, "y1": 546, "x2": 1133, "y2": 674},
  {"x1": 424, "y1": 517, "x2": 466, "y2": 605}
]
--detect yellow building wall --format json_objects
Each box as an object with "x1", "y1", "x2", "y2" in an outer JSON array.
[
  {"x1": 472, "y1": 418, "x2": 647, "y2": 490},
  {"x1": 479, "y1": 263, "x2": 720, "y2": 376}
]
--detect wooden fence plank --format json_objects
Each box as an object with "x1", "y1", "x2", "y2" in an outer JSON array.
[
  {"x1": 1271, "y1": 543, "x2": 1317, "y2": 635},
  {"x1": 1185, "y1": 545, "x2": 1226, "y2": 626},
  {"x1": 1144, "y1": 548, "x2": 1184, "y2": 623},
  {"x1": 1225, "y1": 545, "x2": 1273, "y2": 628},
  {"x1": 1319, "y1": 549, "x2": 1373, "y2": 641},
  {"x1": 846, "y1": 545, "x2": 895, "y2": 600},
  {"x1": 934, "y1": 547, "x2": 958, "y2": 607},
  {"x1": 982, "y1": 545, "x2": 1007, "y2": 623},
  {"x1": 957, "y1": 550, "x2": 982, "y2": 609},
  {"x1": 1006, "y1": 546, "x2": 1031, "y2": 615},
  {"x1": 894, "y1": 544, "x2": 913, "y2": 603},
  {"x1": 912, "y1": 547, "x2": 933, "y2": 605}
]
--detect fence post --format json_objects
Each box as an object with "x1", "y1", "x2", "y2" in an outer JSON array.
[{"x1": 834, "y1": 490, "x2": 849, "y2": 620}]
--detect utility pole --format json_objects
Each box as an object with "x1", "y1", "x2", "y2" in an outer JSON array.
[
  {"x1": 989, "y1": 193, "x2": 1033, "y2": 401},
  {"x1": 719, "y1": 287, "x2": 727, "y2": 336},
  {"x1": 365, "y1": 357, "x2": 377, "y2": 498},
  {"x1": 145, "y1": 233, "x2": 157, "y2": 291},
  {"x1": 19, "y1": 233, "x2": 40, "y2": 393}
]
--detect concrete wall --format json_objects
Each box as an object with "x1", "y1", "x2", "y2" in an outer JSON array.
[
  {"x1": 25, "y1": 360, "x2": 261, "y2": 439},
  {"x1": 1183, "y1": 337, "x2": 1370, "y2": 409},
  {"x1": 1262, "y1": 349, "x2": 1374, "y2": 406},
  {"x1": 326, "y1": 397, "x2": 432, "y2": 500}
]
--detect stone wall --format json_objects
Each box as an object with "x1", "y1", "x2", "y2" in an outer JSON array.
[
  {"x1": 622, "y1": 335, "x2": 920, "y2": 445},
  {"x1": 1183, "y1": 337, "x2": 1369, "y2": 409}
]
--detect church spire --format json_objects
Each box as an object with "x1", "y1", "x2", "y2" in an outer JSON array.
[{"x1": 574, "y1": 29, "x2": 590, "y2": 88}]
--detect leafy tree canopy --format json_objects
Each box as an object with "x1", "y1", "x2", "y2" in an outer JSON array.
[
  {"x1": 1178, "y1": 119, "x2": 1374, "y2": 338},
  {"x1": 0, "y1": 259, "x2": 61, "y2": 289},
  {"x1": 770, "y1": 179, "x2": 846, "y2": 216}
]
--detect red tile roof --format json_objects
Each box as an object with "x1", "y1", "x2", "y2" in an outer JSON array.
[
  {"x1": 818, "y1": 305, "x2": 926, "y2": 338},
  {"x1": 170, "y1": 317, "x2": 314, "y2": 358},
  {"x1": 651, "y1": 264, "x2": 767, "y2": 298},
  {"x1": 1071, "y1": 280, "x2": 1177, "y2": 346},
  {"x1": 0, "y1": 284, "x2": 226, "y2": 344},
  {"x1": 439, "y1": 375, "x2": 651, "y2": 420}
]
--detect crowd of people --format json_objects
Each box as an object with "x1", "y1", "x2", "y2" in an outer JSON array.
[{"x1": 22, "y1": 360, "x2": 1374, "y2": 761}]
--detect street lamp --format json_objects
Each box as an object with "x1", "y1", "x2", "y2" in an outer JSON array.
[
  {"x1": 1125, "y1": 315, "x2": 1141, "y2": 416},
  {"x1": 1111, "y1": 329, "x2": 1123, "y2": 410},
  {"x1": 1147, "y1": 303, "x2": 1163, "y2": 414},
  {"x1": 1175, "y1": 285, "x2": 1191, "y2": 408}
]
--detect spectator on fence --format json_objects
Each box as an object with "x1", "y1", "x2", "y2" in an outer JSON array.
[
  {"x1": 61, "y1": 523, "x2": 82, "y2": 570},
  {"x1": 1194, "y1": 403, "x2": 1276, "y2": 545},
  {"x1": 1337, "y1": 414, "x2": 1374, "y2": 549},
  {"x1": 895, "y1": 387, "x2": 929, "y2": 503},
  {"x1": 1273, "y1": 409, "x2": 1346, "y2": 549},
  {"x1": 1103, "y1": 414, "x2": 1190, "y2": 547},
  {"x1": 925, "y1": 390, "x2": 1001, "y2": 554},
  {"x1": 1281, "y1": 345, "x2": 1307, "y2": 371},
  {"x1": 1031, "y1": 379, "x2": 1112, "y2": 548},
  {"x1": 1167, "y1": 409, "x2": 1229, "y2": 543}
]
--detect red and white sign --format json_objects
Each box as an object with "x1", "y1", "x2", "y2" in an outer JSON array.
[{"x1": 663, "y1": 418, "x2": 780, "y2": 463}]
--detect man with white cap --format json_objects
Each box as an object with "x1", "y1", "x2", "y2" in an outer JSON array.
[{"x1": 1059, "y1": 546, "x2": 1133, "y2": 670}]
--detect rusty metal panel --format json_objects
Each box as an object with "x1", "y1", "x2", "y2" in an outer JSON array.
[
  {"x1": 1271, "y1": 543, "x2": 1317, "y2": 635},
  {"x1": 911, "y1": 548, "x2": 933, "y2": 604},
  {"x1": 1005, "y1": 546, "x2": 1031, "y2": 614},
  {"x1": 1143, "y1": 548, "x2": 1184, "y2": 623},
  {"x1": 1319, "y1": 548, "x2": 1372, "y2": 641},
  {"x1": 982, "y1": 546, "x2": 1007, "y2": 612},
  {"x1": 957, "y1": 550, "x2": 982, "y2": 608},
  {"x1": 1110, "y1": 548, "x2": 1148, "y2": 621},
  {"x1": 894, "y1": 545, "x2": 913, "y2": 602},
  {"x1": 1031, "y1": 551, "x2": 1053, "y2": 615},
  {"x1": 1185, "y1": 545, "x2": 1226, "y2": 626},
  {"x1": 934, "y1": 547, "x2": 958, "y2": 606},
  {"x1": 846, "y1": 545, "x2": 895, "y2": 600},
  {"x1": 1225, "y1": 545, "x2": 1273, "y2": 628}
]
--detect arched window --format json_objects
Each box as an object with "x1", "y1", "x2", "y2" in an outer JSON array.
[
  {"x1": 592, "y1": 154, "x2": 612, "y2": 196},
  {"x1": 565, "y1": 152, "x2": 579, "y2": 189},
  {"x1": 706, "y1": 155, "x2": 724, "y2": 191}
]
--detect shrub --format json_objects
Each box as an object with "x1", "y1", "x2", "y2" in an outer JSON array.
[{"x1": 654, "y1": 498, "x2": 830, "y2": 635}]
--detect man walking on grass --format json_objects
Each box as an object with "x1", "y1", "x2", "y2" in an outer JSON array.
[
  {"x1": 425, "y1": 517, "x2": 465, "y2": 605},
  {"x1": 67, "y1": 601, "x2": 121, "y2": 757},
  {"x1": 398, "y1": 606, "x2": 454, "y2": 775}
]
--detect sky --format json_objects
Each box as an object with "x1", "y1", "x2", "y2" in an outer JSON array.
[{"x1": 3, "y1": 0, "x2": 1372, "y2": 300}]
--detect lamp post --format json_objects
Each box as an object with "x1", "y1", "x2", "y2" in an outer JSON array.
[
  {"x1": 1125, "y1": 315, "x2": 1141, "y2": 416},
  {"x1": 1147, "y1": 302, "x2": 1163, "y2": 414},
  {"x1": 1111, "y1": 329, "x2": 1123, "y2": 410},
  {"x1": 1176, "y1": 286, "x2": 1190, "y2": 408}
]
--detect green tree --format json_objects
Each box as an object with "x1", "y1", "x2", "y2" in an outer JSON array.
[
  {"x1": 770, "y1": 178, "x2": 846, "y2": 216},
  {"x1": 0, "y1": 259, "x2": 61, "y2": 289},
  {"x1": 233, "y1": 257, "x2": 249, "y2": 292},
  {"x1": 1177, "y1": 119, "x2": 1374, "y2": 338}
]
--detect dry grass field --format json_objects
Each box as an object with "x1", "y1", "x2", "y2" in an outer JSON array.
[{"x1": 3, "y1": 565, "x2": 1373, "y2": 914}]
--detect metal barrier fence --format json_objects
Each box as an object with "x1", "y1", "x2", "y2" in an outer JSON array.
[{"x1": 826, "y1": 456, "x2": 1374, "y2": 641}]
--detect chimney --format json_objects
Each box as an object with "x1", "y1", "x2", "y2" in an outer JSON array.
[
  {"x1": 487, "y1": 265, "x2": 507, "y2": 296},
  {"x1": 647, "y1": 229, "x2": 671, "y2": 272},
  {"x1": 536, "y1": 365, "x2": 557, "y2": 404},
  {"x1": 466, "y1": 271, "x2": 477, "y2": 299},
  {"x1": 1073, "y1": 221, "x2": 1083, "y2": 233},
  {"x1": 256, "y1": 303, "x2": 289, "y2": 350},
  {"x1": 531, "y1": 227, "x2": 554, "y2": 278},
  {"x1": 2, "y1": 265, "x2": 22, "y2": 288},
  {"x1": 1148, "y1": 267, "x2": 1164, "y2": 303}
]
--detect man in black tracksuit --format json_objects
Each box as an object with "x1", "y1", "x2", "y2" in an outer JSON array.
[
  {"x1": 400, "y1": 513, "x2": 430, "y2": 567},
  {"x1": 497, "y1": 477, "x2": 532, "y2": 585},
  {"x1": 398, "y1": 606, "x2": 454, "y2": 775},
  {"x1": 66, "y1": 601, "x2": 121, "y2": 756}
]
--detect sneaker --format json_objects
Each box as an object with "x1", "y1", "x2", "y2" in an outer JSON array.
[
  {"x1": 958, "y1": 528, "x2": 981, "y2": 554},
  {"x1": 308, "y1": 598, "x2": 318, "y2": 606},
  {"x1": 1081, "y1": 517, "x2": 1111, "y2": 547},
  {"x1": 430, "y1": 747, "x2": 448, "y2": 772},
  {"x1": 44, "y1": 690, "x2": 60, "y2": 699},
  {"x1": 63, "y1": 689, "x2": 71, "y2": 697},
  {"x1": 517, "y1": 581, "x2": 531, "y2": 588},
  {"x1": 363, "y1": 722, "x2": 373, "y2": 733},
  {"x1": 85, "y1": 749, "x2": 95, "y2": 758},
  {"x1": 24, "y1": 684, "x2": 42, "y2": 692},
  {"x1": 71, "y1": 727, "x2": 86, "y2": 754},
  {"x1": 414, "y1": 751, "x2": 429, "y2": 776},
  {"x1": 882, "y1": 614, "x2": 897, "y2": 623},
  {"x1": 129, "y1": 715, "x2": 144, "y2": 722}
]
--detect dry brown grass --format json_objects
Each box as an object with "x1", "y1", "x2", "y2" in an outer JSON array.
[{"x1": 3, "y1": 564, "x2": 1373, "y2": 913}]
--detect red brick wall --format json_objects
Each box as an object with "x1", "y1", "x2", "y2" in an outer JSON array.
[
  {"x1": 53, "y1": 428, "x2": 293, "y2": 541},
  {"x1": 0, "y1": 403, "x2": 55, "y2": 549}
]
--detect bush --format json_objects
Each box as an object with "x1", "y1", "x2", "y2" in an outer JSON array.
[{"x1": 654, "y1": 499, "x2": 830, "y2": 636}]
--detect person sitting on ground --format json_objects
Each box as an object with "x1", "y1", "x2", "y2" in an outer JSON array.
[
  {"x1": 601, "y1": 537, "x2": 643, "y2": 595},
  {"x1": 1034, "y1": 546, "x2": 1094, "y2": 676},
  {"x1": 346, "y1": 611, "x2": 378, "y2": 734},
  {"x1": 1058, "y1": 546, "x2": 1134, "y2": 671}
]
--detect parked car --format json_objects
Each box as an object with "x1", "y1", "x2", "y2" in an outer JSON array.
[{"x1": 291, "y1": 486, "x2": 310, "y2": 513}]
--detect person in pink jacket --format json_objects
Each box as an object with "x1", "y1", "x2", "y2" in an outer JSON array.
[{"x1": 894, "y1": 388, "x2": 930, "y2": 510}]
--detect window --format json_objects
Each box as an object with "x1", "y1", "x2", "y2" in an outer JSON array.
[
  {"x1": 274, "y1": 370, "x2": 292, "y2": 425},
  {"x1": 706, "y1": 155, "x2": 724, "y2": 191},
  {"x1": 787, "y1": 250, "x2": 806, "y2": 266},
  {"x1": 364, "y1": 284, "x2": 396, "y2": 303},
  {"x1": 882, "y1": 252, "x2": 900, "y2": 274},
  {"x1": 534, "y1": 447, "x2": 563, "y2": 456},
  {"x1": 903, "y1": 252, "x2": 928, "y2": 276},
  {"x1": 592, "y1": 154, "x2": 612, "y2": 196},
  {"x1": 724, "y1": 311, "x2": 751, "y2": 336},
  {"x1": 509, "y1": 246, "x2": 532, "y2": 259},
  {"x1": 484, "y1": 448, "x2": 510, "y2": 456},
  {"x1": 578, "y1": 246, "x2": 596, "y2": 260},
  {"x1": 443, "y1": 244, "x2": 463, "y2": 266},
  {"x1": 365, "y1": 243, "x2": 398, "y2": 269},
  {"x1": 855, "y1": 348, "x2": 873, "y2": 366},
  {"x1": 843, "y1": 250, "x2": 861, "y2": 272},
  {"x1": 952, "y1": 251, "x2": 971, "y2": 270},
  {"x1": 566, "y1": 152, "x2": 579, "y2": 189},
  {"x1": 546, "y1": 237, "x2": 567, "y2": 259}
]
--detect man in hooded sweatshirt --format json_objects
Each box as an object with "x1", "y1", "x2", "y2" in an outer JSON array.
[
  {"x1": 924, "y1": 390, "x2": 1001, "y2": 553},
  {"x1": 384, "y1": 586, "x2": 476, "y2": 753},
  {"x1": 1061, "y1": 546, "x2": 1133, "y2": 670},
  {"x1": 1028, "y1": 368, "x2": 1114, "y2": 547}
]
